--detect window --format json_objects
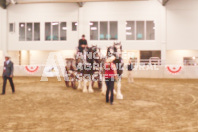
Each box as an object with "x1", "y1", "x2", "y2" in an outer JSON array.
[
  {"x1": 60, "y1": 22, "x2": 67, "y2": 40},
  {"x1": 90, "y1": 21, "x2": 98, "y2": 40},
  {"x1": 183, "y1": 57, "x2": 198, "y2": 66},
  {"x1": 45, "y1": 22, "x2": 51, "y2": 41},
  {"x1": 45, "y1": 22, "x2": 67, "y2": 41},
  {"x1": 26, "y1": 23, "x2": 32, "y2": 41},
  {"x1": 146, "y1": 21, "x2": 155, "y2": 40},
  {"x1": 110, "y1": 21, "x2": 118, "y2": 40},
  {"x1": 19, "y1": 22, "x2": 40, "y2": 41},
  {"x1": 34, "y1": 23, "x2": 40, "y2": 41},
  {"x1": 136, "y1": 21, "x2": 144, "y2": 40},
  {"x1": 52, "y1": 22, "x2": 59, "y2": 41},
  {"x1": 19, "y1": 23, "x2": 25, "y2": 41},
  {"x1": 9, "y1": 23, "x2": 15, "y2": 32},
  {"x1": 126, "y1": 21, "x2": 135, "y2": 40},
  {"x1": 140, "y1": 51, "x2": 161, "y2": 65},
  {"x1": 100, "y1": 21, "x2": 108, "y2": 40},
  {"x1": 90, "y1": 21, "x2": 118, "y2": 40},
  {"x1": 72, "y1": 22, "x2": 77, "y2": 31},
  {"x1": 126, "y1": 20, "x2": 155, "y2": 40}
]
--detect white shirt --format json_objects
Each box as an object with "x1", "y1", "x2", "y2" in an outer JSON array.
[{"x1": 6, "y1": 60, "x2": 10, "y2": 65}]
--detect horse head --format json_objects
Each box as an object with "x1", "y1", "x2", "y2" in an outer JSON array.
[
  {"x1": 113, "y1": 42, "x2": 124, "y2": 75},
  {"x1": 106, "y1": 46, "x2": 115, "y2": 58},
  {"x1": 113, "y1": 42, "x2": 122, "y2": 58}
]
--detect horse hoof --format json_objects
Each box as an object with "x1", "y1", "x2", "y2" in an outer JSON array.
[
  {"x1": 116, "y1": 94, "x2": 123, "y2": 99},
  {"x1": 89, "y1": 89, "x2": 94, "y2": 93},
  {"x1": 83, "y1": 89, "x2": 88, "y2": 93},
  {"x1": 77, "y1": 87, "x2": 82, "y2": 90}
]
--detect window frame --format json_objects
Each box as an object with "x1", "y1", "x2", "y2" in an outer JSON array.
[
  {"x1": 72, "y1": 22, "x2": 78, "y2": 31},
  {"x1": 19, "y1": 22, "x2": 40, "y2": 41},
  {"x1": 140, "y1": 50, "x2": 161, "y2": 65},
  {"x1": 90, "y1": 21, "x2": 99, "y2": 40},
  {"x1": 126, "y1": 20, "x2": 155, "y2": 41},
  {"x1": 146, "y1": 21, "x2": 155, "y2": 40},
  {"x1": 90, "y1": 21, "x2": 118, "y2": 41},
  {"x1": 34, "y1": 22, "x2": 40, "y2": 41},
  {"x1": 45, "y1": 21, "x2": 67, "y2": 41},
  {"x1": 19, "y1": 22, "x2": 26, "y2": 41},
  {"x1": 9, "y1": 23, "x2": 15, "y2": 33}
]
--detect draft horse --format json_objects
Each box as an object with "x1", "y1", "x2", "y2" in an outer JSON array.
[{"x1": 75, "y1": 45, "x2": 102, "y2": 93}]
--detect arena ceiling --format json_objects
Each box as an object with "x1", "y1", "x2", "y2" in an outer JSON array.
[{"x1": 0, "y1": 0, "x2": 169, "y2": 9}]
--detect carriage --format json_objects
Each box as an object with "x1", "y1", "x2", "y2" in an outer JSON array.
[{"x1": 64, "y1": 58, "x2": 78, "y2": 89}]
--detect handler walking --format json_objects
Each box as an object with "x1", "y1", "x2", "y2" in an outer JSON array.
[
  {"x1": 1, "y1": 55, "x2": 15, "y2": 95},
  {"x1": 105, "y1": 56, "x2": 117, "y2": 105}
]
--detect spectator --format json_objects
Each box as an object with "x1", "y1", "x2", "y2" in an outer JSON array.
[{"x1": 127, "y1": 58, "x2": 134, "y2": 83}]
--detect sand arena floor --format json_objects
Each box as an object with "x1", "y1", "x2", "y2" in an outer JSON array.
[{"x1": 0, "y1": 77, "x2": 198, "y2": 132}]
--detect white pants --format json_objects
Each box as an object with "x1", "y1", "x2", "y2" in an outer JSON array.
[{"x1": 128, "y1": 71, "x2": 134, "y2": 83}]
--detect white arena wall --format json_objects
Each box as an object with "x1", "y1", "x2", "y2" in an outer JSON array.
[
  {"x1": 0, "y1": 0, "x2": 198, "y2": 78},
  {"x1": 80, "y1": 0, "x2": 164, "y2": 51},
  {"x1": 6, "y1": 0, "x2": 165, "y2": 51},
  {"x1": 5, "y1": 0, "x2": 166, "y2": 65},
  {"x1": 7, "y1": 3, "x2": 79, "y2": 51},
  {"x1": 166, "y1": 0, "x2": 198, "y2": 50},
  {"x1": 0, "y1": 7, "x2": 7, "y2": 62},
  {"x1": 166, "y1": 50, "x2": 198, "y2": 65}
]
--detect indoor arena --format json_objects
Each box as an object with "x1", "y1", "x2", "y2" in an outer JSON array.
[{"x1": 0, "y1": 0, "x2": 198, "y2": 131}]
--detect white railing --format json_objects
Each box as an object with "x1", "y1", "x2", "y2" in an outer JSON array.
[{"x1": 0, "y1": 65, "x2": 198, "y2": 79}]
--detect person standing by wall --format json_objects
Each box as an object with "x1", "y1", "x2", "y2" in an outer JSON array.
[
  {"x1": 105, "y1": 56, "x2": 117, "y2": 105},
  {"x1": 78, "y1": 34, "x2": 88, "y2": 53},
  {"x1": 127, "y1": 58, "x2": 134, "y2": 83},
  {"x1": 1, "y1": 55, "x2": 15, "y2": 95}
]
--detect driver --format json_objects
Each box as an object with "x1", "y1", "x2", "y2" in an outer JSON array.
[{"x1": 78, "y1": 34, "x2": 88, "y2": 53}]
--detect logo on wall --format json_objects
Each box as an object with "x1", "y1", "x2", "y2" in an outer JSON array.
[
  {"x1": 166, "y1": 65, "x2": 182, "y2": 74},
  {"x1": 25, "y1": 65, "x2": 39, "y2": 73}
]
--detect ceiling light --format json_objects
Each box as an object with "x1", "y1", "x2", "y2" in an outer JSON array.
[
  {"x1": 126, "y1": 32, "x2": 132, "y2": 35},
  {"x1": 126, "y1": 27, "x2": 131, "y2": 30},
  {"x1": 52, "y1": 22, "x2": 59, "y2": 25},
  {"x1": 91, "y1": 27, "x2": 97, "y2": 30},
  {"x1": 62, "y1": 27, "x2": 67, "y2": 30}
]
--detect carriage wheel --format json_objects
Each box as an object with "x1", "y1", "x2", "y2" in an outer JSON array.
[{"x1": 98, "y1": 81, "x2": 102, "y2": 89}]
